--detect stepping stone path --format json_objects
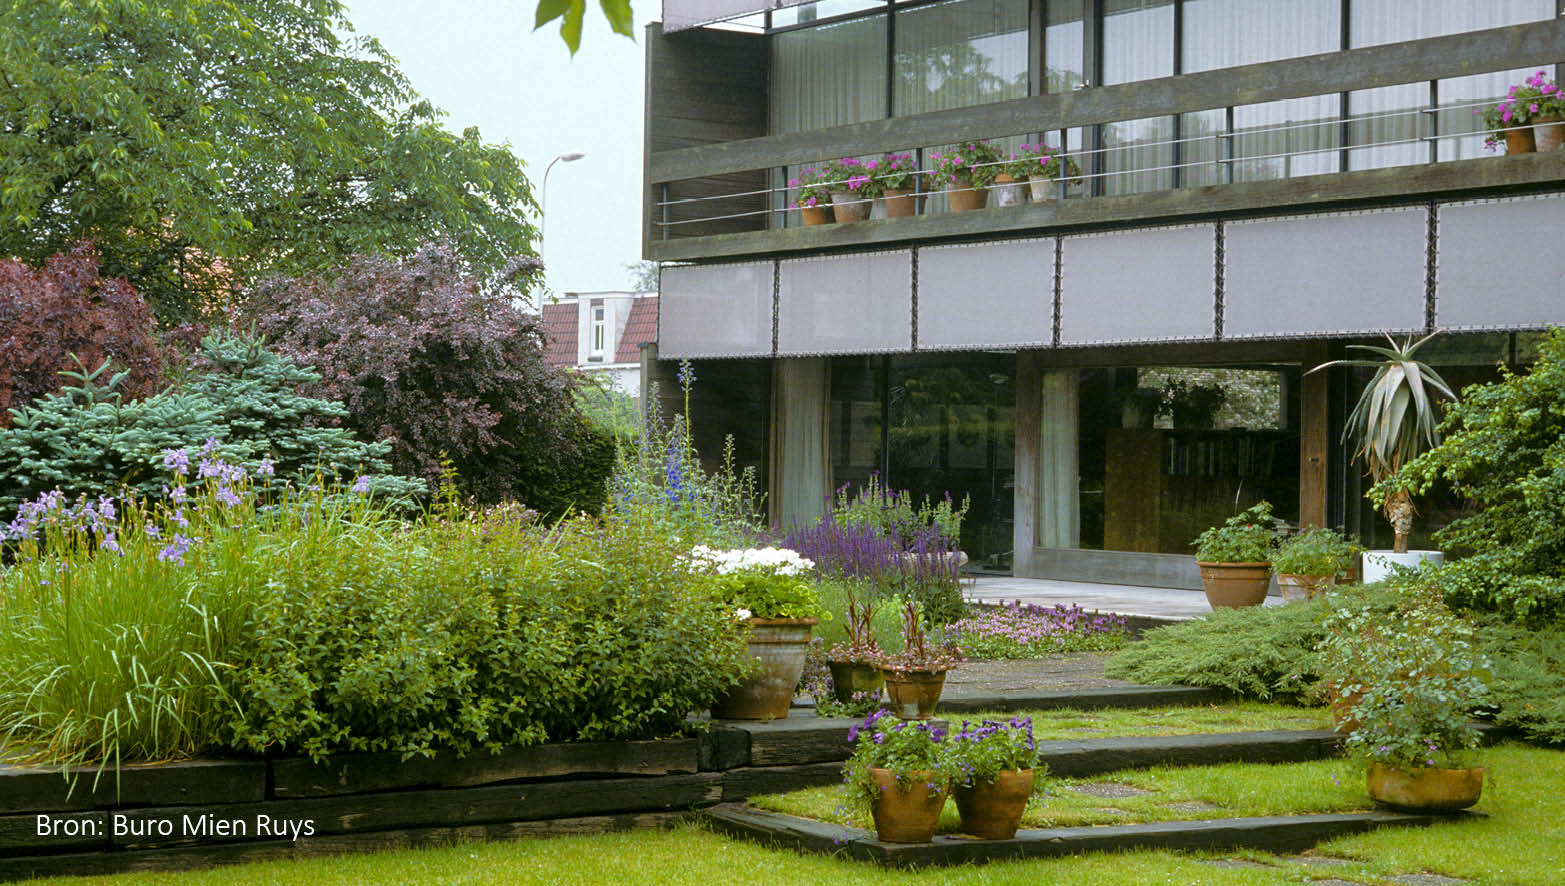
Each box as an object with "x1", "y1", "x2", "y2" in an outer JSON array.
[{"x1": 1070, "y1": 781, "x2": 1151, "y2": 798}]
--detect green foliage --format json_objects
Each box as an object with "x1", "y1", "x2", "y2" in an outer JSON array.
[
  {"x1": 1388, "y1": 328, "x2": 1565, "y2": 619},
  {"x1": 814, "y1": 579, "x2": 906, "y2": 661},
  {"x1": 929, "y1": 139, "x2": 1006, "y2": 188},
  {"x1": 688, "y1": 545, "x2": 828, "y2": 621},
  {"x1": 1273, "y1": 527, "x2": 1361, "y2": 576},
  {"x1": 1317, "y1": 584, "x2": 1490, "y2": 768},
  {"x1": 875, "y1": 599, "x2": 962, "y2": 673},
  {"x1": 1191, "y1": 501, "x2": 1280, "y2": 563},
  {"x1": 574, "y1": 381, "x2": 640, "y2": 444},
  {"x1": 831, "y1": 474, "x2": 969, "y2": 543},
  {"x1": 533, "y1": 0, "x2": 634, "y2": 54},
  {"x1": 0, "y1": 0, "x2": 538, "y2": 320},
  {"x1": 514, "y1": 415, "x2": 615, "y2": 518},
  {"x1": 0, "y1": 331, "x2": 421, "y2": 514},
  {"x1": 1479, "y1": 616, "x2": 1565, "y2": 744}
]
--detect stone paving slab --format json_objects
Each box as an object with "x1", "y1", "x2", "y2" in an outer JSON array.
[{"x1": 965, "y1": 576, "x2": 1284, "y2": 621}]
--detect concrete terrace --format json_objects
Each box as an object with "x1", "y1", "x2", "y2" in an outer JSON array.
[{"x1": 964, "y1": 575, "x2": 1284, "y2": 621}]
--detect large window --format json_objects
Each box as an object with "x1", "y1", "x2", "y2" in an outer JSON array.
[
  {"x1": 893, "y1": 0, "x2": 1029, "y2": 116},
  {"x1": 1100, "y1": 0, "x2": 1174, "y2": 194},
  {"x1": 770, "y1": 12, "x2": 887, "y2": 134}
]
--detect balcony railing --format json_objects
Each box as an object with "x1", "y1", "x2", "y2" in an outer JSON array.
[{"x1": 643, "y1": 17, "x2": 1565, "y2": 260}]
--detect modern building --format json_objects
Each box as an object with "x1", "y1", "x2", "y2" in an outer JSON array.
[
  {"x1": 541, "y1": 291, "x2": 659, "y2": 396},
  {"x1": 641, "y1": 0, "x2": 1565, "y2": 586}
]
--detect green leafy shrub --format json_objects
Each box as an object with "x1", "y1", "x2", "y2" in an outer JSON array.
[
  {"x1": 1386, "y1": 328, "x2": 1565, "y2": 619},
  {"x1": 687, "y1": 545, "x2": 828, "y2": 621},
  {"x1": 0, "y1": 330, "x2": 422, "y2": 513},
  {"x1": 1478, "y1": 617, "x2": 1565, "y2": 744},
  {"x1": 1273, "y1": 527, "x2": 1361, "y2": 576},
  {"x1": 1192, "y1": 502, "x2": 1281, "y2": 563},
  {"x1": 1317, "y1": 584, "x2": 1490, "y2": 769}
]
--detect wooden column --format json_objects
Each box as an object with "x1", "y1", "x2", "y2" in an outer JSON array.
[
  {"x1": 1299, "y1": 342, "x2": 1330, "y2": 528},
  {"x1": 1013, "y1": 352, "x2": 1042, "y2": 575}
]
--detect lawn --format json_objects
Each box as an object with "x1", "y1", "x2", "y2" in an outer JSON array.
[
  {"x1": 33, "y1": 743, "x2": 1563, "y2": 886},
  {"x1": 964, "y1": 701, "x2": 1332, "y2": 741}
]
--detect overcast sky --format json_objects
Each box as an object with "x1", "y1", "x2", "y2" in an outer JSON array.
[{"x1": 345, "y1": 0, "x2": 661, "y2": 299}]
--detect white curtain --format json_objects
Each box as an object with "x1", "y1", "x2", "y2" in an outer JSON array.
[
  {"x1": 1100, "y1": 0, "x2": 1174, "y2": 194},
  {"x1": 1348, "y1": 0, "x2": 1553, "y2": 170},
  {"x1": 770, "y1": 358, "x2": 832, "y2": 529},
  {"x1": 1039, "y1": 369, "x2": 1080, "y2": 549}
]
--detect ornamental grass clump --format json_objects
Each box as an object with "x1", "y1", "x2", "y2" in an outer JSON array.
[
  {"x1": 876, "y1": 600, "x2": 962, "y2": 674},
  {"x1": 943, "y1": 602, "x2": 1129, "y2": 659}
]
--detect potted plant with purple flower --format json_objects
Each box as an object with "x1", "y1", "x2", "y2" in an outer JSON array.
[
  {"x1": 842, "y1": 709, "x2": 960, "y2": 842},
  {"x1": 875, "y1": 600, "x2": 962, "y2": 719},
  {"x1": 1479, "y1": 75, "x2": 1551, "y2": 154},
  {"x1": 929, "y1": 140, "x2": 1003, "y2": 212},
  {"x1": 1008, "y1": 142, "x2": 1079, "y2": 202},
  {"x1": 877, "y1": 152, "x2": 921, "y2": 217},
  {"x1": 1527, "y1": 70, "x2": 1565, "y2": 151},
  {"x1": 788, "y1": 166, "x2": 837, "y2": 226},
  {"x1": 949, "y1": 716, "x2": 1046, "y2": 839}
]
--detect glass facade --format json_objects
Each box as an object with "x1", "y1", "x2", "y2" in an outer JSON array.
[
  {"x1": 828, "y1": 354, "x2": 1016, "y2": 571},
  {"x1": 1077, "y1": 366, "x2": 1301, "y2": 553}
]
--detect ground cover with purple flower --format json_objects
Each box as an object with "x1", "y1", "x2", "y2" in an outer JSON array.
[{"x1": 941, "y1": 601, "x2": 1131, "y2": 658}]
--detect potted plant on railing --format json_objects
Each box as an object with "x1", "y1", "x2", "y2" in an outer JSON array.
[
  {"x1": 876, "y1": 600, "x2": 962, "y2": 719},
  {"x1": 1272, "y1": 527, "x2": 1361, "y2": 601},
  {"x1": 691, "y1": 544, "x2": 828, "y2": 720},
  {"x1": 1192, "y1": 501, "x2": 1280, "y2": 609},
  {"x1": 1316, "y1": 582, "x2": 1491, "y2": 812},
  {"x1": 842, "y1": 709, "x2": 959, "y2": 843},
  {"x1": 1009, "y1": 143, "x2": 1079, "y2": 203},
  {"x1": 1480, "y1": 79, "x2": 1546, "y2": 155},
  {"x1": 789, "y1": 166, "x2": 837, "y2": 226},
  {"x1": 825, "y1": 157, "x2": 880, "y2": 223},
  {"x1": 877, "y1": 152, "x2": 921, "y2": 217},
  {"x1": 1309, "y1": 333, "x2": 1456, "y2": 583},
  {"x1": 929, "y1": 140, "x2": 1003, "y2": 212},
  {"x1": 949, "y1": 716, "x2": 1045, "y2": 840},
  {"x1": 1519, "y1": 70, "x2": 1565, "y2": 151},
  {"x1": 826, "y1": 584, "x2": 885, "y2": 705}
]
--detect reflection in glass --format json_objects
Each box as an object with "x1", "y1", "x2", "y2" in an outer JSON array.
[
  {"x1": 1043, "y1": 0, "x2": 1085, "y2": 93},
  {"x1": 893, "y1": 0, "x2": 1029, "y2": 116},
  {"x1": 771, "y1": 13, "x2": 888, "y2": 134},
  {"x1": 1101, "y1": 0, "x2": 1173, "y2": 86},
  {"x1": 1077, "y1": 366, "x2": 1300, "y2": 553},
  {"x1": 1102, "y1": 115, "x2": 1174, "y2": 195}
]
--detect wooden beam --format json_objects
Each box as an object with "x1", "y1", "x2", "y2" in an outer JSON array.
[
  {"x1": 649, "y1": 18, "x2": 1565, "y2": 183},
  {"x1": 647, "y1": 151, "x2": 1565, "y2": 262},
  {"x1": 1299, "y1": 341, "x2": 1331, "y2": 529}
]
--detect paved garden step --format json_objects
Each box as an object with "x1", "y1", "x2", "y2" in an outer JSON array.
[{"x1": 703, "y1": 802, "x2": 1476, "y2": 869}]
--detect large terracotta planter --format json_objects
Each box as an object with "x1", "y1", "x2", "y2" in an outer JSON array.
[
  {"x1": 881, "y1": 187, "x2": 918, "y2": 218},
  {"x1": 1367, "y1": 763, "x2": 1484, "y2": 812},
  {"x1": 1276, "y1": 573, "x2": 1335, "y2": 602},
  {"x1": 827, "y1": 659, "x2": 884, "y2": 704},
  {"x1": 870, "y1": 768, "x2": 947, "y2": 842},
  {"x1": 954, "y1": 769, "x2": 1035, "y2": 840},
  {"x1": 882, "y1": 668, "x2": 947, "y2": 720},
  {"x1": 1504, "y1": 125, "x2": 1536, "y2": 155},
  {"x1": 945, "y1": 176, "x2": 987, "y2": 212},
  {"x1": 799, "y1": 205, "x2": 830, "y2": 226},
  {"x1": 1196, "y1": 561, "x2": 1272, "y2": 609},
  {"x1": 1534, "y1": 115, "x2": 1565, "y2": 152},
  {"x1": 830, "y1": 190, "x2": 870, "y2": 223},
  {"x1": 711, "y1": 618, "x2": 817, "y2": 720}
]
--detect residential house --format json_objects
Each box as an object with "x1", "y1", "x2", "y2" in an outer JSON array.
[{"x1": 541, "y1": 291, "x2": 659, "y2": 397}]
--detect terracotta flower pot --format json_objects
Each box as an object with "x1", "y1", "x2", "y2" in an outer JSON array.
[
  {"x1": 990, "y1": 173, "x2": 1025, "y2": 207},
  {"x1": 1196, "y1": 561, "x2": 1273, "y2": 609},
  {"x1": 827, "y1": 659, "x2": 884, "y2": 704},
  {"x1": 882, "y1": 668, "x2": 947, "y2": 720},
  {"x1": 954, "y1": 769, "x2": 1035, "y2": 840},
  {"x1": 830, "y1": 190, "x2": 870, "y2": 223},
  {"x1": 1367, "y1": 762, "x2": 1484, "y2": 812},
  {"x1": 1276, "y1": 573, "x2": 1335, "y2": 602},
  {"x1": 711, "y1": 618, "x2": 816, "y2": 720},
  {"x1": 1534, "y1": 114, "x2": 1564, "y2": 152},
  {"x1": 1504, "y1": 125, "x2": 1536, "y2": 155},
  {"x1": 945, "y1": 176, "x2": 987, "y2": 212},
  {"x1": 881, "y1": 187, "x2": 918, "y2": 218},
  {"x1": 870, "y1": 768, "x2": 947, "y2": 843},
  {"x1": 799, "y1": 205, "x2": 830, "y2": 226}
]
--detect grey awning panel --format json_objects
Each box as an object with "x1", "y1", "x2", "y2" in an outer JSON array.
[{"x1": 659, "y1": 261, "x2": 775, "y2": 359}]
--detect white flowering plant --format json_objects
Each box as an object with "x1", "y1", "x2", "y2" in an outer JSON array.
[{"x1": 687, "y1": 545, "x2": 829, "y2": 621}]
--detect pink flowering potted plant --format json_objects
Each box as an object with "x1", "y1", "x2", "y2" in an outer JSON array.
[
  {"x1": 823, "y1": 157, "x2": 880, "y2": 223},
  {"x1": 1008, "y1": 142, "x2": 1080, "y2": 202},
  {"x1": 788, "y1": 166, "x2": 836, "y2": 226},
  {"x1": 1479, "y1": 73, "x2": 1555, "y2": 154},
  {"x1": 1527, "y1": 70, "x2": 1565, "y2": 151},
  {"x1": 929, "y1": 140, "x2": 1003, "y2": 212},
  {"x1": 877, "y1": 152, "x2": 920, "y2": 217}
]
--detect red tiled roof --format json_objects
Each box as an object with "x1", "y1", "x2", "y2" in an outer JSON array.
[
  {"x1": 540, "y1": 302, "x2": 577, "y2": 367},
  {"x1": 615, "y1": 296, "x2": 658, "y2": 364}
]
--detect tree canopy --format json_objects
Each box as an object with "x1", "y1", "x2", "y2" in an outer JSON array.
[{"x1": 0, "y1": 0, "x2": 539, "y2": 321}]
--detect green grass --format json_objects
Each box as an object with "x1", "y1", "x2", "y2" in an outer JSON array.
[
  {"x1": 750, "y1": 753, "x2": 1369, "y2": 830},
  {"x1": 32, "y1": 744, "x2": 1565, "y2": 886},
  {"x1": 960, "y1": 701, "x2": 1331, "y2": 741}
]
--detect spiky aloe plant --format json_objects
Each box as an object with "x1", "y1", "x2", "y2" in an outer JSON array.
[{"x1": 1310, "y1": 333, "x2": 1456, "y2": 554}]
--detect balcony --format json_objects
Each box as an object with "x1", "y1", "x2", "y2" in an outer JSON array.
[{"x1": 643, "y1": 17, "x2": 1565, "y2": 263}]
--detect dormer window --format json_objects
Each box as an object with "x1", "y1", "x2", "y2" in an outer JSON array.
[{"x1": 590, "y1": 305, "x2": 607, "y2": 356}]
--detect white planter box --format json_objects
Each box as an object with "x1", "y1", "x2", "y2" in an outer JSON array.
[{"x1": 1361, "y1": 550, "x2": 1445, "y2": 584}]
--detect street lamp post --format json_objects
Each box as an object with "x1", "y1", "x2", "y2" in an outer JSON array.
[{"x1": 540, "y1": 151, "x2": 586, "y2": 264}]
